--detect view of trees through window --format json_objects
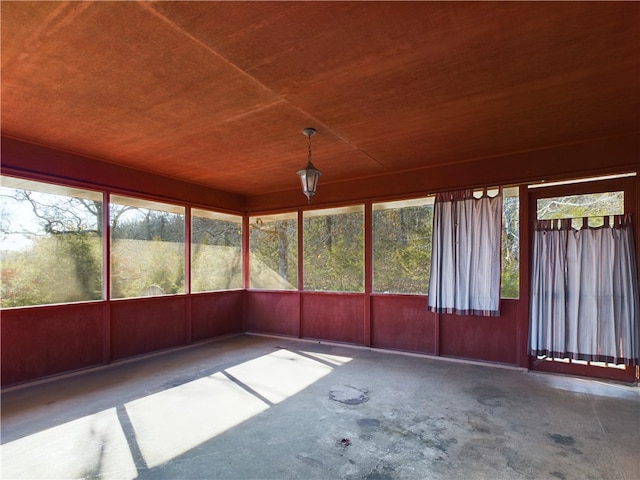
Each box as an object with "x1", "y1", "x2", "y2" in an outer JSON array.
[
  {"x1": 373, "y1": 198, "x2": 433, "y2": 294},
  {"x1": 192, "y1": 209, "x2": 242, "y2": 292},
  {"x1": 303, "y1": 206, "x2": 364, "y2": 292},
  {"x1": 501, "y1": 187, "x2": 520, "y2": 299},
  {"x1": 1, "y1": 178, "x2": 103, "y2": 307},
  {"x1": 1, "y1": 176, "x2": 524, "y2": 307},
  {"x1": 249, "y1": 213, "x2": 297, "y2": 290},
  {"x1": 372, "y1": 188, "x2": 520, "y2": 298},
  {"x1": 533, "y1": 187, "x2": 626, "y2": 368},
  {"x1": 110, "y1": 195, "x2": 185, "y2": 299},
  {"x1": 536, "y1": 191, "x2": 624, "y2": 228}
]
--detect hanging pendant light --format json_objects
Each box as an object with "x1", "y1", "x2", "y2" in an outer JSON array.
[{"x1": 297, "y1": 127, "x2": 322, "y2": 204}]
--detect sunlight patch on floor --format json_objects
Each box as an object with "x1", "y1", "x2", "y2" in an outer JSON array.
[
  {"x1": 126, "y1": 348, "x2": 342, "y2": 468},
  {"x1": 300, "y1": 350, "x2": 354, "y2": 366},
  {"x1": 125, "y1": 371, "x2": 269, "y2": 468},
  {"x1": 1, "y1": 348, "x2": 351, "y2": 477},
  {"x1": 1, "y1": 407, "x2": 137, "y2": 479},
  {"x1": 225, "y1": 349, "x2": 338, "y2": 404}
]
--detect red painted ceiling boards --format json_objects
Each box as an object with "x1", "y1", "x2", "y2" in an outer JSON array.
[{"x1": 2, "y1": 2, "x2": 638, "y2": 198}]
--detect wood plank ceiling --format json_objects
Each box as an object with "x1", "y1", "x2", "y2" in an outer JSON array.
[{"x1": 2, "y1": 1, "x2": 639, "y2": 197}]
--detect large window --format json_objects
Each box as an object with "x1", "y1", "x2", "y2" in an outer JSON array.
[
  {"x1": 372, "y1": 188, "x2": 519, "y2": 298},
  {"x1": 373, "y1": 197, "x2": 433, "y2": 294},
  {"x1": 1, "y1": 177, "x2": 103, "y2": 307},
  {"x1": 110, "y1": 195, "x2": 185, "y2": 299},
  {"x1": 303, "y1": 206, "x2": 364, "y2": 292},
  {"x1": 501, "y1": 186, "x2": 520, "y2": 298},
  {"x1": 1, "y1": 174, "x2": 522, "y2": 305},
  {"x1": 536, "y1": 191, "x2": 623, "y2": 227},
  {"x1": 529, "y1": 178, "x2": 633, "y2": 370},
  {"x1": 191, "y1": 209, "x2": 242, "y2": 292},
  {"x1": 249, "y1": 213, "x2": 297, "y2": 290}
]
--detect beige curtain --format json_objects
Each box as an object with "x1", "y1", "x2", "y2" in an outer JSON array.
[
  {"x1": 427, "y1": 189, "x2": 502, "y2": 316},
  {"x1": 530, "y1": 215, "x2": 639, "y2": 365}
]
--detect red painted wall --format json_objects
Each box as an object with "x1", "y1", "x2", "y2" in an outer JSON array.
[
  {"x1": 110, "y1": 296, "x2": 188, "y2": 360},
  {"x1": 439, "y1": 300, "x2": 519, "y2": 365},
  {"x1": 0, "y1": 292, "x2": 246, "y2": 387},
  {"x1": 245, "y1": 291, "x2": 300, "y2": 337},
  {"x1": 1, "y1": 137, "x2": 244, "y2": 212},
  {"x1": 530, "y1": 357, "x2": 636, "y2": 383},
  {"x1": 2, "y1": 136, "x2": 637, "y2": 386},
  {"x1": 1, "y1": 303, "x2": 104, "y2": 385},
  {"x1": 246, "y1": 134, "x2": 639, "y2": 213},
  {"x1": 191, "y1": 291, "x2": 244, "y2": 341},
  {"x1": 301, "y1": 293, "x2": 365, "y2": 344},
  {"x1": 371, "y1": 295, "x2": 437, "y2": 354}
]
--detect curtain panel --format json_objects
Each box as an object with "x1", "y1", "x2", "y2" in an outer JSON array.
[
  {"x1": 427, "y1": 189, "x2": 502, "y2": 317},
  {"x1": 529, "y1": 214, "x2": 639, "y2": 365}
]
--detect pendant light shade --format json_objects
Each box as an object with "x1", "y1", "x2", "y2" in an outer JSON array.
[{"x1": 297, "y1": 128, "x2": 322, "y2": 203}]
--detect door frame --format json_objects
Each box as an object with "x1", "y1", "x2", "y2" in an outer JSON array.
[{"x1": 527, "y1": 175, "x2": 638, "y2": 384}]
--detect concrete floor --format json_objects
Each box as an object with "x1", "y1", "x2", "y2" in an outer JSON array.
[{"x1": 1, "y1": 334, "x2": 639, "y2": 480}]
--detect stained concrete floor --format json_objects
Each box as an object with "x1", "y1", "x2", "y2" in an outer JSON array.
[{"x1": 1, "y1": 334, "x2": 639, "y2": 480}]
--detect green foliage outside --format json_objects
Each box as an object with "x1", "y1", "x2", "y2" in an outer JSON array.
[
  {"x1": 501, "y1": 195, "x2": 520, "y2": 299},
  {"x1": 1, "y1": 234, "x2": 102, "y2": 307},
  {"x1": 110, "y1": 238, "x2": 185, "y2": 298},
  {"x1": 536, "y1": 192, "x2": 623, "y2": 226},
  {"x1": 303, "y1": 211, "x2": 364, "y2": 292},
  {"x1": 1, "y1": 186, "x2": 104, "y2": 307},
  {"x1": 373, "y1": 205, "x2": 432, "y2": 294},
  {"x1": 192, "y1": 216, "x2": 242, "y2": 291},
  {"x1": 110, "y1": 204, "x2": 186, "y2": 298},
  {"x1": 249, "y1": 217, "x2": 297, "y2": 289},
  {"x1": 2, "y1": 182, "x2": 549, "y2": 307}
]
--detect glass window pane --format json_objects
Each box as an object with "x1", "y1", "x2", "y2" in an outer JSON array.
[
  {"x1": 110, "y1": 195, "x2": 185, "y2": 298},
  {"x1": 191, "y1": 209, "x2": 242, "y2": 292},
  {"x1": 249, "y1": 213, "x2": 297, "y2": 290},
  {"x1": 1, "y1": 177, "x2": 103, "y2": 307},
  {"x1": 501, "y1": 187, "x2": 519, "y2": 299},
  {"x1": 536, "y1": 191, "x2": 624, "y2": 229},
  {"x1": 372, "y1": 197, "x2": 434, "y2": 294},
  {"x1": 303, "y1": 206, "x2": 364, "y2": 292}
]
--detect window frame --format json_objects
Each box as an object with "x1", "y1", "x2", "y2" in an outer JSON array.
[
  {"x1": 248, "y1": 212, "x2": 298, "y2": 291},
  {"x1": 0, "y1": 176, "x2": 105, "y2": 307},
  {"x1": 302, "y1": 205, "x2": 365, "y2": 293},
  {"x1": 109, "y1": 194, "x2": 187, "y2": 300},
  {"x1": 191, "y1": 208, "x2": 243, "y2": 293},
  {"x1": 371, "y1": 196, "x2": 435, "y2": 295},
  {"x1": 527, "y1": 174, "x2": 637, "y2": 376}
]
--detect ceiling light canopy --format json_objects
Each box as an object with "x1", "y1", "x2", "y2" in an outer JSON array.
[{"x1": 297, "y1": 128, "x2": 322, "y2": 204}]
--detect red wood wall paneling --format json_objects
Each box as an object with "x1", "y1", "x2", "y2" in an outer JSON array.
[
  {"x1": 371, "y1": 295, "x2": 437, "y2": 354},
  {"x1": 301, "y1": 292, "x2": 364, "y2": 344},
  {"x1": 529, "y1": 356, "x2": 636, "y2": 383},
  {"x1": 2, "y1": 136, "x2": 638, "y2": 386},
  {"x1": 1, "y1": 303, "x2": 104, "y2": 385},
  {"x1": 246, "y1": 134, "x2": 639, "y2": 213},
  {"x1": 110, "y1": 296, "x2": 188, "y2": 360},
  {"x1": 191, "y1": 291, "x2": 244, "y2": 341},
  {"x1": 245, "y1": 291, "x2": 300, "y2": 337},
  {"x1": 439, "y1": 299, "x2": 519, "y2": 364},
  {"x1": 1, "y1": 137, "x2": 244, "y2": 212}
]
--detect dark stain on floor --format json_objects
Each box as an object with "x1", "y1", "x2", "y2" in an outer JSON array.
[
  {"x1": 472, "y1": 385, "x2": 506, "y2": 407},
  {"x1": 549, "y1": 434, "x2": 576, "y2": 446},
  {"x1": 358, "y1": 418, "x2": 381, "y2": 428}
]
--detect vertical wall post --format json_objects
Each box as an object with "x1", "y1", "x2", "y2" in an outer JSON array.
[
  {"x1": 364, "y1": 203, "x2": 372, "y2": 347},
  {"x1": 516, "y1": 185, "x2": 529, "y2": 369},
  {"x1": 242, "y1": 214, "x2": 250, "y2": 332},
  {"x1": 297, "y1": 210, "x2": 304, "y2": 338},
  {"x1": 102, "y1": 191, "x2": 111, "y2": 365},
  {"x1": 185, "y1": 206, "x2": 192, "y2": 344},
  {"x1": 634, "y1": 175, "x2": 639, "y2": 384}
]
